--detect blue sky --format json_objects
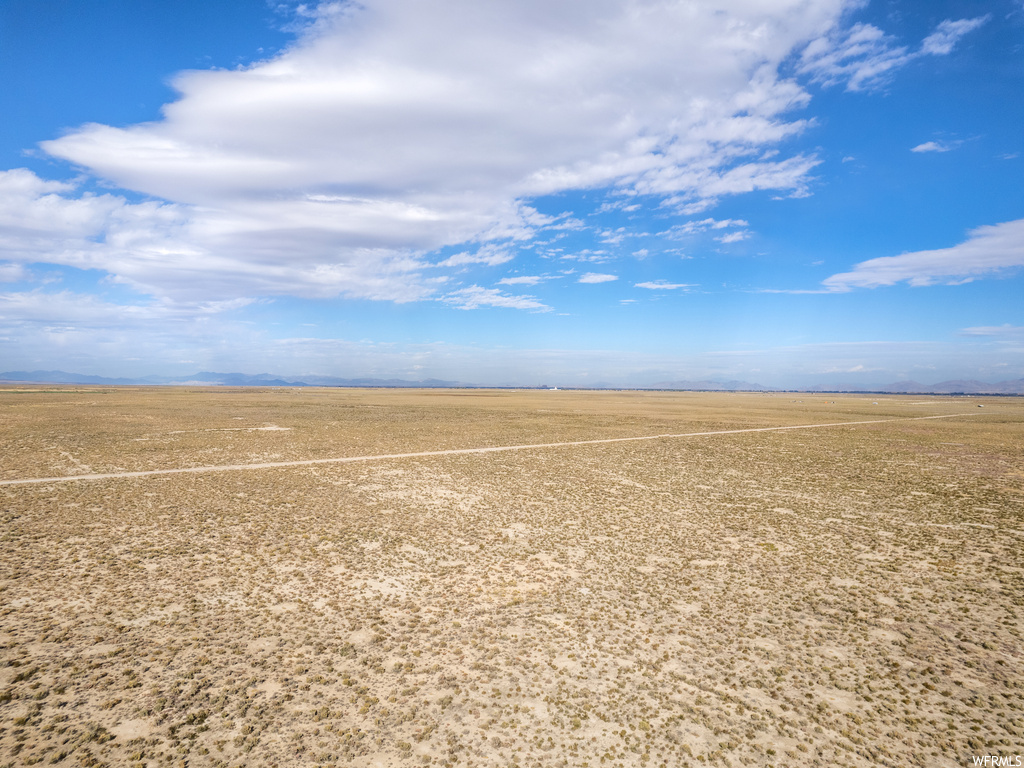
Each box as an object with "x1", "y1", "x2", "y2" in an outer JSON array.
[{"x1": 1, "y1": 0, "x2": 1022, "y2": 387}]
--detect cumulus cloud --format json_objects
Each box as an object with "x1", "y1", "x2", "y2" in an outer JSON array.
[
  {"x1": 8, "y1": 0, "x2": 872, "y2": 305},
  {"x1": 0, "y1": 169, "x2": 149, "y2": 262},
  {"x1": 48, "y1": 0, "x2": 839, "y2": 208},
  {"x1": 441, "y1": 285, "x2": 549, "y2": 311},
  {"x1": 823, "y1": 218, "x2": 1024, "y2": 291},
  {"x1": 578, "y1": 273, "x2": 618, "y2": 284},
  {"x1": 799, "y1": 15, "x2": 988, "y2": 91}
]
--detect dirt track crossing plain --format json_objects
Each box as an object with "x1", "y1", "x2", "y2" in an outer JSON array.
[{"x1": 1, "y1": 387, "x2": 1022, "y2": 768}]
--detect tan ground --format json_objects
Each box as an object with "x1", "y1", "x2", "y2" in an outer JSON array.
[{"x1": 0, "y1": 387, "x2": 1021, "y2": 768}]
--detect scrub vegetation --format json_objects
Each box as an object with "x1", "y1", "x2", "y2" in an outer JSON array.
[{"x1": 1, "y1": 387, "x2": 1022, "y2": 767}]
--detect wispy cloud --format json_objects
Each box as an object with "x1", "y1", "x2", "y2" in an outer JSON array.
[
  {"x1": 823, "y1": 218, "x2": 1024, "y2": 291},
  {"x1": 799, "y1": 15, "x2": 988, "y2": 92},
  {"x1": 717, "y1": 231, "x2": 750, "y2": 244},
  {"x1": 635, "y1": 281, "x2": 694, "y2": 290},
  {"x1": 435, "y1": 246, "x2": 514, "y2": 268},
  {"x1": 659, "y1": 218, "x2": 749, "y2": 238},
  {"x1": 559, "y1": 250, "x2": 612, "y2": 264},
  {"x1": 497, "y1": 275, "x2": 546, "y2": 286},
  {"x1": 0, "y1": 289, "x2": 254, "y2": 326},
  {"x1": 920, "y1": 16, "x2": 990, "y2": 55},
  {"x1": 958, "y1": 324, "x2": 1024, "y2": 338},
  {"x1": 441, "y1": 286, "x2": 549, "y2": 311}
]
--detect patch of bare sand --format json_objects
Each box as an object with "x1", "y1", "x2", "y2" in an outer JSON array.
[{"x1": 0, "y1": 388, "x2": 1020, "y2": 767}]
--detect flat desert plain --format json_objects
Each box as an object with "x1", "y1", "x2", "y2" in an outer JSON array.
[{"x1": 1, "y1": 387, "x2": 1022, "y2": 768}]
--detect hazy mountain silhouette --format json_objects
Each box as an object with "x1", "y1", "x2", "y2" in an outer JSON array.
[
  {"x1": 0, "y1": 370, "x2": 466, "y2": 388},
  {"x1": 2, "y1": 370, "x2": 1021, "y2": 393}
]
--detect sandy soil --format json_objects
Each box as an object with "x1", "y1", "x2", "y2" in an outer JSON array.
[
  {"x1": 0, "y1": 412, "x2": 972, "y2": 486},
  {"x1": 0, "y1": 387, "x2": 1021, "y2": 767}
]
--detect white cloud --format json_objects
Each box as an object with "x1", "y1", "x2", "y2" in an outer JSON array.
[
  {"x1": 11, "y1": 0, "x2": 871, "y2": 305},
  {"x1": 911, "y1": 140, "x2": 956, "y2": 153},
  {"x1": 0, "y1": 169, "x2": 149, "y2": 262},
  {"x1": 799, "y1": 15, "x2": 988, "y2": 92},
  {"x1": 660, "y1": 218, "x2": 749, "y2": 238},
  {"x1": 597, "y1": 199, "x2": 642, "y2": 214},
  {"x1": 558, "y1": 250, "x2": 612, "y2": 264},
  {"x1": 441, "y1": 285, "x2": 549, "y2": 311},
  {"x1": 598, "y1": 227, "x2": 629, "y2": 246},
  {"x1": 635, "y1": 280, "x2": 694, "y2": 290},
  {"x1": 799, "y1": 22, "x2": 912, "y2": 91},
  {"x1": 0, "y1": 263, "x2": 27, "y2": 282},
  {"x1": 958, "y1": 324, "x2": 1024, "y2": 338},
  {"x1": 497, "y1": 275, "x2": 546, "y2": 286},
  {"x1": 0, "y1": 169, "x2": 441, "y2": 302},
  {"x1": 716, "y1": 230, "x2": 750, "y2": 244},
  {"x1": 435, "y1": 245, "x2": 514, "y2": 268},
  {"x1": 0, "y1": 289, "x2": 252, "y2": 327},
  {"x1": 578, "y1": 273, "x2": 618, "y2": 284},
  {"x1": 921, "y1": 16, "x2": 990, "y2": 56},
  {"x1": 823, "y1": 218, "x2": 1024, "y2": 291},
  {"x1": 9, "y1": 3, "x2": 985, "y2": 310}
]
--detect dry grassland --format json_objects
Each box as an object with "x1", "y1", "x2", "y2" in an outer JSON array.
[{"x1": 1, "y1": 387, "x2": 1022, "y2": 768}]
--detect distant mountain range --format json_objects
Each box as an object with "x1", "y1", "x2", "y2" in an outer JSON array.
[
  {"x1": 870, "y1": 379, "x2": 1024, "y2": 395},
  {"x1": 1, "y1": 370, "x2": 1022, "y2": 394},
  {"x1": 0, "y1": 370, "x2": 467, "y2": 388},
  {"x1": 646, "y1": 378, "x2": 1024, "y2": 394}
]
